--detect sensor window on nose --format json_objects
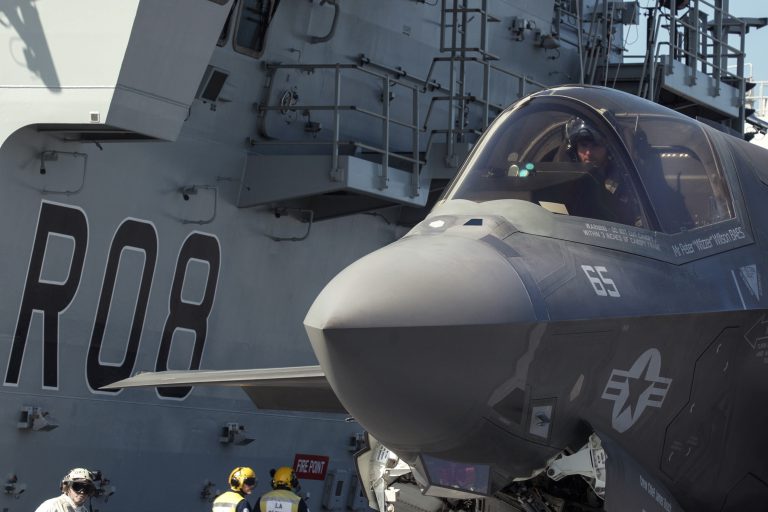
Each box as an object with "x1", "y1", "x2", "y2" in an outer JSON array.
[
  {"x1": 421, "y1": 455, "x2": 491, "y2": 495},
  {"x1": 464, "y1": 218, "x2": 483, "y2": 226}
]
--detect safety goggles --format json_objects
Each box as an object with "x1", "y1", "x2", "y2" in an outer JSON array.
[
  {"x1": 243, "y1": 477, "x2": 257, "y2": 487},
  {"x1": 71, "y1": 481, "x2": 96, "y2": 495}
]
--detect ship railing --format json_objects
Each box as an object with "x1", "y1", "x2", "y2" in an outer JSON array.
[
  {"x1": 254, "y1": 55, "x2": 546, "y2": 194},
  {"x1": 747, "y1": 80, "x2": 768, "y2": 119},
  {"x1": 255, "y1": 62, "x2": 422, "y2": 195},
  {"x1": 359, "y1": 54, "x2": 546, "y2": 130},
  {"x1": 665, "y1": 0, "x2": 745, "y2": 94},
  {"x1": 435, "y1": 0, "x2": 548, "y2": 164},
  {"x1": 422, "y1": 56, "x2": 546, "y2": 126},
  {"x1": 638, "y1": 0, "x2": 752, "y2": 130}
]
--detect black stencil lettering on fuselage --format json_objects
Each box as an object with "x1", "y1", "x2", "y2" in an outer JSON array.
[
  {"x1": 155, "y1": 233, "x2": 220, "y2": 398},
  {"x1": 5, "y1": 202, "x2": 87, "y2": 388},
  {"x1": 87, "y1": 220, "x2": 158, "y2": 392}
]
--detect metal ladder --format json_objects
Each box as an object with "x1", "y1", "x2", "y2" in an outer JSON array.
[{"x1": 635, "y1": 0, "x2": 761, "y2": 132}]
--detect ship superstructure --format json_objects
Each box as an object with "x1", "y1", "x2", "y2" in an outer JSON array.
[{"x1": 0, "y1": 1, "x2": 762, "y2": 511}]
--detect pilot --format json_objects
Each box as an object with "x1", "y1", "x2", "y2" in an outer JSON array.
[
  {"x1": 565, "y1": 117, "x2": 644, "y2": 227},
  {"x1": 213, "y1": 467, "x2": 258, "y2": 512},
  {"x1": 35, "y1": 467, "x2": 96, "y2": 512},
  {"x1": 256, "y1": 467, "x2": 309, "y2": 512}
]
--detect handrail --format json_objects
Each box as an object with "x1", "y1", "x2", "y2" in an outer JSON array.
[
  {"x1": 636, "y1": 0, "x2": 749, "y2": 113},
  {"x1": 255, "y1": 0, "x2": 551, "y2": 200},
  {"x1": 309, "y1": 0, "x2": 340, "y2": 44},
  {"x1": 420, "y1": 56, "x2": 546, "y2": 130},
  {"x1": 671, "y1": 15, "x2": 744, "y2": 78},
  {"x1": 747, "y1": 81, "x2": 768, "y2": 119},
  {"x1": 256, "y1": 62, "x2": 422, "y2": 196}
]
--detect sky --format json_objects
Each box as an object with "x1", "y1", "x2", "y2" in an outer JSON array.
[{"x1": 730, "y1": 3, "x2": 768, "y2": 81}]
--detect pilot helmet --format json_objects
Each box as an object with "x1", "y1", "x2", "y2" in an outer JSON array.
[
  {"x1": 60, "y1": 468, "x2": 95, "y2": 494},
  {"x1": 229, "y1": 466, "x2": 257, "y2": 492},
  {"x1": 565, "y1": 117, "x2": 604, "y2": 150},
  {"x1": 271, "y1": 466, "x2": 298, "y2": 490}
]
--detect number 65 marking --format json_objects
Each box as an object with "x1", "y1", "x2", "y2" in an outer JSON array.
[{"x1": 581, "y1": 265, "x2": 620, "y2": 297}]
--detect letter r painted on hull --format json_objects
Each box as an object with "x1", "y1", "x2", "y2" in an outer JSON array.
[{"x1": 4, "y1": 201, "x2": 88, "y2": 389}]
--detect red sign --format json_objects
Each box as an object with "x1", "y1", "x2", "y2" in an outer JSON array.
[{"x1": 293, "y1": 453, "x2": 330, "y2": 480}]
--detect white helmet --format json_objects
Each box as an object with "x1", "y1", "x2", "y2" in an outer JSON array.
[
  {"x1": 60, "y1": 468, "x2": 95, "y2": 495},
  {"x1": 62, "y1": 468, "x2": 93, "y2": 484}
]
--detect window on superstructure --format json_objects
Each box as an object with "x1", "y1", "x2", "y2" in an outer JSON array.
[
  {"x1": 234, "y1": 0, "x2": 279, "y2": 58},
  {"x1": 218, "y1": 0, "x2": 239, "y2": 47}
]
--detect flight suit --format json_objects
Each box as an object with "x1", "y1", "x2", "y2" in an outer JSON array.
[{"x1": 571, "y1": 164, "x2": 644, "y2": 228}]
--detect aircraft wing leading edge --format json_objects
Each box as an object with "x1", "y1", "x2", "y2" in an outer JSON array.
[{"x1": 102, "y1": 366, "x2": 348, "y2": 414}]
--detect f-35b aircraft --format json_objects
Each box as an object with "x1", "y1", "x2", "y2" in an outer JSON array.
[{"x1": 107, "y1": 86, "x2": 768, "y2": 512}]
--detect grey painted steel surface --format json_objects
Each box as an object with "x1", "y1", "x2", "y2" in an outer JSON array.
[
  {"x1": 0, "y1": 1, "x2": 578, "y2": 510},
  {"x1": 1, "y1": 1, "x2": 764, "y2": 511},
  {"x1": 304, "y1": 87, "x2": 768, "y2": 511},
  {"x1": 115, "y1": 86, "x2": 768, "y2": 510}
]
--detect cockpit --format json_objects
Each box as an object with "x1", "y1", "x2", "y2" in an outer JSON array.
[{"x1": 443, "y1": 87, "x2": 734, "y2": 234}]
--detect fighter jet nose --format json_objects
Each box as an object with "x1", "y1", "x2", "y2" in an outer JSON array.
[
  {"x1": 305, "y1": 235, "x2": 534, "y2": 331},
  {"x1": 304, "y1": 234, "x2": 537, "y2": 452}
]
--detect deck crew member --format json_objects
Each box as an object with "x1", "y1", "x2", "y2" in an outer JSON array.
[
  {"x1": 35, "y1": 467, "x2": 96, "y2": 512},
  {"x1": 213, "y1": 466, "x2": 258, "y2": 512},
  {"x1": 257, "y1": 467, "x2": 309, "y2": 512}
]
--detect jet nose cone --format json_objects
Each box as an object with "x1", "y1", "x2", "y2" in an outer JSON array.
[
  {"x1": 306, "y1": 235, "x2": 533, "y2": 330},
  {"x1": 304, "y1": 235, "x2": 537, "y2": 451}
]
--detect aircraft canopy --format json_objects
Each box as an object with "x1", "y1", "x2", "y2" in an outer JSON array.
[{"x1": 444, "y1": 87, "x2": 735, "y2": 234}]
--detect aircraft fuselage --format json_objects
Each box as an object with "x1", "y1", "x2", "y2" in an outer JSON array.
[{"x1": 304, "y1": 87, "x2": 768, "y2": 510}]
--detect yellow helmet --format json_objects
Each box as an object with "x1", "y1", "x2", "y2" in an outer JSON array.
[
  {"x1": 228, "y1": 467, "x2": 257, "y2": 492},
  {"x1": 271, "y1": 466, "x2": 298, "y2": 489}
]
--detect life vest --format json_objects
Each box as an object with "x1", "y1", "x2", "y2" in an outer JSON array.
[
  {"x1": 213, "y1": 491, "x2": 245, "y2": 512},
  {"x1": 259, "y1": 489, "x2": 302, "y2": 512}
]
